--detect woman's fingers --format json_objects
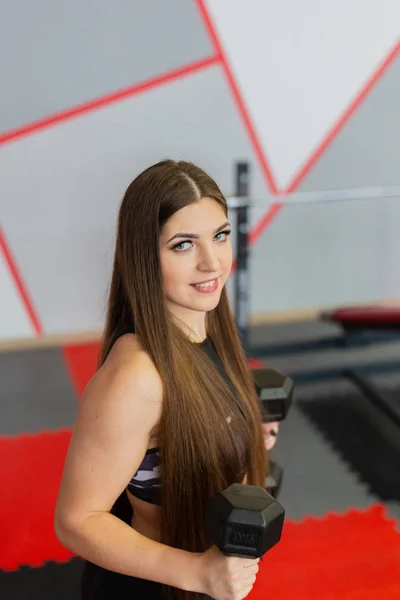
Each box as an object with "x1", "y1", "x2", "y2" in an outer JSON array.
[{"x1": 262, "y1": 421, "x2": 280, "y2": 450}]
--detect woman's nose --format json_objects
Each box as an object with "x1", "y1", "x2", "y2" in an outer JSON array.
[{"x1": 198, "y1": 245, "x2": 220, "y2": 272}]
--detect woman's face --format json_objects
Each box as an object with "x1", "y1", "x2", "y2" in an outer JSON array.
[{"x1": 159, "y1": 197, "x2": 233, "y2": 325}]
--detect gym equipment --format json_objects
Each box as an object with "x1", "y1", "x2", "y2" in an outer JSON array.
[
  {"x1": 251, "y1": 367, "x2": 293, "y2": 498},
  {"x1": 203, "y1": 483, "x2": 284, "y2": 598},
  {"x1": 322, "y1": 306, "x2": 400, "y2": 429},
  {"x1": 233, "y1": 162, "x2": 251, "y2": 353},
  {"x1": 251, "y1": 367, "x2": 293, "y2": 499},
  {"x1": 229, "y1": 161, "x2": 400, "y2": 437},
  {"x1": 205, "y1": 482, "x2": 285, "y2": 557},
  {"x1": 252, "y1": 367, "x2": 294, "y2": 422},
  {"x1": 265, "y1": 460, "x2": 283, "y2": 499},
  {"x1": 228, "y1": 161, "x2": 400, "y2": 359}
]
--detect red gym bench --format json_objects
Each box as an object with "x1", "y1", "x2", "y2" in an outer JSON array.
[
  {"x1": 250, "y1": 304, "x2": 400, "y2": 432},
  {"x1": 320, "y1": 306, "x2": 400, "y2": 429}
]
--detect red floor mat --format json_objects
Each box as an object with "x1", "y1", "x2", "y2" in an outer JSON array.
[
  {"x1": 250, "y1": 505, "x2": 400, "y2": 600},
  {"x1": 1, "y1": 429, "x2": 400, "y2": 599},
  {"x1": 62, "y1": 341, "x2": 101, "y2": 397},
  {"x1": 0, "y1": 430, "x2": 74, "y2": 570}
]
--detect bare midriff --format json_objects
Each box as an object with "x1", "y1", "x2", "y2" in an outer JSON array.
[
  {"x1": 127, "y1": 488, "x2": 163, "y2": 542},
  {"x1": 126, "y1": 447, "x2": 248, "y2": 543}
]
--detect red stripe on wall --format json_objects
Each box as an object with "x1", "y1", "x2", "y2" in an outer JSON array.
[
  {"x1": 286, "y1": 40, "x2": 400, "y2": 194},
  {"x1": 0, "y1": 55, "x2": 219, "y2": 146},
  {"x1": 249, "y1": 43, "x2": 400, "y2": 244},
  {"x1": 0, "y1": 56, "x2": 220, "y2": 335},
  {"x1": 196, "y1": 3, "x2": 399, "y2": 247},
  {"x1": 249, "y1": 40, "x2": 400, "y2": 244},
  {"x1": 195, "y1": 0, "x2": 279, "y2": 196},
  {"x1": 0, "y1": 227, "x2": 43, "y2": 335}
]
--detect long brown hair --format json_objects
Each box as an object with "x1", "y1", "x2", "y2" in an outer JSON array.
[{"x1": 100, "y1": 160, "x2": 268, "y2": 600}]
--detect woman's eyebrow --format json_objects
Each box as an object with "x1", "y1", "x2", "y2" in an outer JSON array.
[{"x1": 166, "y1": 221, "x2": 230, "y2": 244}]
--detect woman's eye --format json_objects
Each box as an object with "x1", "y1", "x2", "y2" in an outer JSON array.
[
  {"x1": 172, "y1": 230, "x2": 231, "y2": 252},
  {"x1": 173, "y1": 241, "x2": 192, "y2": 252},
  {"x1": 215, "y1": 230, "x2": 231, "y2": 242}
]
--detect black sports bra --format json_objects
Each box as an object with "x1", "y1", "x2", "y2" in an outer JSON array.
[{"x1": 126, "y1": 337, "x2": 244, "y2": 505}]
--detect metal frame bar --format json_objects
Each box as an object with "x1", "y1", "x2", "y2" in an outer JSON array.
[
  {"x1": 230, "y1": 161, "x2": 400, "y2": 358},
  {"x1": 234, "y1": 162, "x2": 251, "y2": 352},
  {"x1": 230, "y1": 161, "x2": 400, "y2": 430},
  {"x1": 227, "y1": 184, "x2": 400, "y2": 208}
]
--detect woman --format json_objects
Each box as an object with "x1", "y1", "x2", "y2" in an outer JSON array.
[{"x1": 54, "y1": 160, "x2": 279, "y2": 600}]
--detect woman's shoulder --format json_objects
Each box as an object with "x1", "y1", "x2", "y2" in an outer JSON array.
[
  {"x1": 89, "y1": 332, "x2": 163, "y2": 405},
  {"x1": 109, "y1": 332, "x2": 144, "y2": 359},
  {"x1": 107, "y1": 332, "x2": 148, "y2": 364}
]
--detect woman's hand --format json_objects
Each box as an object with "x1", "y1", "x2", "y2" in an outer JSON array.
[
  {"x1": 199, "y1": 545, "x2": 260, "y2": 600},
  {"x1": 262, "y1": 421, "x2": 279, "y2": 451}
]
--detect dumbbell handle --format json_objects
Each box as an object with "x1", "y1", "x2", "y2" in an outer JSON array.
[{"x1": 203, "y1": 484, "x2": 285, "y2": 599}]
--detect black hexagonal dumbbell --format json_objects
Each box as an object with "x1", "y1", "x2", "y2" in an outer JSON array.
[
  {"x1": 252, "y1": 367, "x2": 294, "y2": 423},
  {"x1": 252, "y1": 368, "x2": 294, "y2": 498},
  {"x1": 204, "y1": 482, "x2": 285, "y2": 598},
  {"x1": 205, "y1": 483, "x2": 285, "y2": 556}
]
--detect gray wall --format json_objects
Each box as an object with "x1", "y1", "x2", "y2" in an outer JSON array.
[{"x1": 1, "y1": 0, "x2": 399, "y2": 340}]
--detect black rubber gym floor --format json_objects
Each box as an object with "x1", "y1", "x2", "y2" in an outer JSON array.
[
  {"x1": 0, "y1": 560, "x2": 83, "y2": 600},
  {"x1": 1, "y1": 319, "x2": 399, "y2": 599},
  {"x1": 298, "y1": 387, "x2": 400, "y2": 503}
]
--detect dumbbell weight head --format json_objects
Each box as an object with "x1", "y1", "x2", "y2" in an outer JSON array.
[
  {"x1": 204, "y1": 483, "x2": 285, "y2": 558},
  {"x1": 252, "y1": 368, "x2": 294, "y2": 422}
]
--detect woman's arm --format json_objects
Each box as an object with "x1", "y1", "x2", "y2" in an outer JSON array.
[
  {"x1": 54, "y1": 342, "x2": 204, "y2": 593},
  {"x1": 57, "y1": 511, "x2": 203, "y2": 592}
]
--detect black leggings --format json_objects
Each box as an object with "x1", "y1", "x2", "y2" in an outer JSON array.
[
  {"x1": 80, "y1": 560, "x2": 206, "y2": 599},
  {"x1": 81, "y1": 494, "x2": 207, "y2": 599}
]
